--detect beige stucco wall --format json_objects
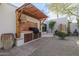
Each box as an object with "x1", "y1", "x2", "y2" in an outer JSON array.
[
  {"x1": 0, "y1": 3, "x2": 17, "y2": 48},
  {"x1": 21, "y1": 14, "x2": 41, "y2": 31},
  {"x1": 0, "y1": 3, "x2": 17, "y2": 34}
]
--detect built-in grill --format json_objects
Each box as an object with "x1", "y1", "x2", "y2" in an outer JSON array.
[
  {"x1": 29, "y1": 27, "x2": 41, "y2": 39},
  {"x1": 29, "y1": 27, "x2": 39, "y2": 34}
]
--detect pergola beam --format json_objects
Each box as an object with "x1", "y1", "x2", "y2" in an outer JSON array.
[{"x1": 16, "y1": 9, "x2": 24, "y2": 38}]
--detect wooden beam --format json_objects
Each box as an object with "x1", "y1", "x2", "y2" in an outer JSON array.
[
  {"x1": 23, "y1": 11, "x2": 40, "y2": 20},
  {"x1": 16, "y1": 10, "x2": 23, "y2": 38},
  {"x1": 16, "y1": 11, "x2": 20, "y2": 38},
  {"x1": 40, "y1": 18, "x2": 46, "y2": 32}
]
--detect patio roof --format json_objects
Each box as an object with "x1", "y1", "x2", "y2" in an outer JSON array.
[
  {"x1": 16, "y1": 3, "x2": 47, "y2": 20},
  {"x1": 16, "y1": 3, "x2": 47, "y2": 38}
]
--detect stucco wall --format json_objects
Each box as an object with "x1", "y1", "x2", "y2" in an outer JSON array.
[
  {"x1": 0, "y1": 3, "x2": 17, "y2": 48},
  {"x1": 46, "y1": 17, "x2": 79, "y2": 33},
  {"x1": 46, "y1": 17, "x2": 68, "y2": 33},
  {"x1": 53, "y1": 17, "x2": 67, "y2": 32},
  {"x1": 0, "y1": 4, "x2": 17, "y2": 34}
]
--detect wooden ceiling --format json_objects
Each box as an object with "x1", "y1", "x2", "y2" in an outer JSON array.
[{"x1": 16, "y1": 3, "x2": 47, "y2": 20}]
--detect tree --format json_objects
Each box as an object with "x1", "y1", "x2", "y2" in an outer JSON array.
[
  {"x1": 75, "y1": 4, "x2": 79, "y2": 28},
  {"x1": 47, "y1": 3, "x2": 62, "y2": 19},
  {"x1": 47, "y1": 3, "x2": 79, "y2": 20},
  {"x1": 47, "y1": 3, "x2": 72, "y2": 19},
  {"x1": 49, "y1": 21, "x2": 56, "y2": 32}
]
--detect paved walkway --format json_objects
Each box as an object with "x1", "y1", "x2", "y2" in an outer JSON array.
[
  {"x1": 0, "y1": 34, "x2": 79, "y2": 56},
  {"x1": 41, "y1": 32, "x2": 53, "y2": 37},
  {"x1": 30, "y1": 36, "x2": 79, "y2": 56}
]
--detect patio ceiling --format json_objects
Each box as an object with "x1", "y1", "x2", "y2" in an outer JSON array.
[{"x1": 16, "y1": 3, "x2": 47, "y2": 20}]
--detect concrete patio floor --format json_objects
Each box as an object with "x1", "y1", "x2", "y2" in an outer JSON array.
[
  {"x1": 0, "y1": 33, "x2": 79, "y2": 56},
  {"x1": 30, "y1": 36, "x2": 79, "y2": 56}
]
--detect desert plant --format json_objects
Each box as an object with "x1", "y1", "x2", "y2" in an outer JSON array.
[{"x1": 49, "y1": 21, "x2": 56, "y2": 32}]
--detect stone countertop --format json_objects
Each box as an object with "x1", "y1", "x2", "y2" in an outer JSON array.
[{"x1": 21, "y1": 31, "x2": 33, "y2": 34}]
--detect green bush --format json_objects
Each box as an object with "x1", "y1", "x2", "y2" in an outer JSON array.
[{"x1": 56, "y1": 31, "x2": 67, "y2": 40}]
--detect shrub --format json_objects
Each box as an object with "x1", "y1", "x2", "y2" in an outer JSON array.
[{"x1": 56, "y1": 31, "x2": 67, "y2": 40}]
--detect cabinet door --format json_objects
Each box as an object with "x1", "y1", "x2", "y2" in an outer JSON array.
[{"x1": 24, "y1": 33, "x2": 32, "y2": 43}]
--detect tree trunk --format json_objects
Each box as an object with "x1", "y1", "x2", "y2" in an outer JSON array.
[{"x1": 57, "y1": 12, "x2": 59, "y2": 20}]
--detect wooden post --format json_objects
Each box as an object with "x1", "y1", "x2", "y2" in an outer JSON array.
[
  {"x1": 16, "y1": 11, "x2": 20, "y2": 38},
  {"x1": 16, "y1": 10, "x2": 23, "y2": 38},
  {"x1": 40, "y1": 18, "x2": 46, "y2": 32}
]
